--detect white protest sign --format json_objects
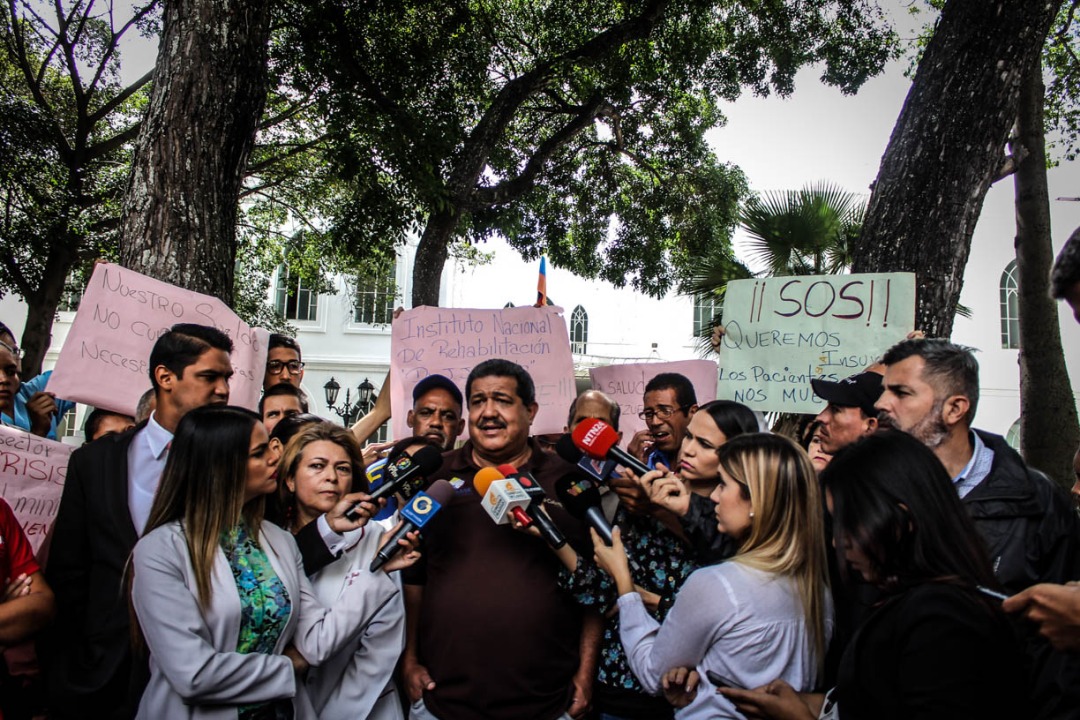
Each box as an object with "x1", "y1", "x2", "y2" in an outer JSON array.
[
  {"x1": 589, "y1": 360, "x2": 718, "y2": 448},
  {"x1": 717, "y1": 273, "x2": 916, "y2": 413},
  {"x1": 389, "y1": 305, "x2": 576, "y2": 440},
  {"x1": 47, "y1": 263, "x2": 269, "y2": 415},
  {"x1": 0, "y1": 426, "x2": 71, "y2": 553}
]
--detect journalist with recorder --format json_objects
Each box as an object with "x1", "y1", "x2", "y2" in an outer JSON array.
[{"x1": 400, "y1": 359, "x2": 601, "y2": 720}]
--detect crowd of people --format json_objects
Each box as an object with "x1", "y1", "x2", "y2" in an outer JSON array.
[{"x1": 0, "y1": 234, "x2": 1078, "y2": 719}]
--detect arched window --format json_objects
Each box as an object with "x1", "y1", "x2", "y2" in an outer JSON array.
[
  {"x1": 275, "y1": 266, "x2": 318, "y2": 321},
  {"x1": 693, "y1": 293, "x2": 722, "y2": 336},
  {"x1": 571, "y1": 305, "x2": 588, "y2": 355},
  {"x1": 1000, "y1": 260, "x2": 1019, "y2": 349}
]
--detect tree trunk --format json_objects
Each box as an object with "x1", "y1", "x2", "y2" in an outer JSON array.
[
  {"x1": 118, "y1": 0, "x2": 272, "y2": 303},
  {"x1": 1013, "y1": 59, "x2": 1080, "y2": 488},
  {"x1": 411, "y1": 209, "x2": 457, "y2": 307},
  {"x1": 19, "y1": 245, "x2": 74, "y2": 380},
  {"x1": 851, "y1": 0, "x2": 1063, "y2": 338}
]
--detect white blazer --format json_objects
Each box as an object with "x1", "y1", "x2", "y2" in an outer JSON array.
[
  {"x1": 305, "y1": 519, "x2": 406, "y2": 720},
  {"x1": 131, "y1": 520, "x2": 399, "y2": 720}
]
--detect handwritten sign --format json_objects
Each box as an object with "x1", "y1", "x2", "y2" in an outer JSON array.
[
  {"x1": 589, "y1": 360, "x2": 718, "y2": 448},
  {"x1": 0, "y1": 426, "x2": 71, "y2": 553},
  {"x1": 47, "y1": 263, "x2": 269, "y2": 415},
  {"x1": 717, "y1": 273, "x2": 915, "y2": 413},
  {"x1": 389, "y1": 305, "x2": 576, "y2": 440}
]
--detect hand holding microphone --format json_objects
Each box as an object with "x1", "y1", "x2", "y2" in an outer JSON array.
[
  {"x1": 370, "y1": 478, "x2": 454, "y2": 572},
  {"x1": 347, "y1": 444, "x2": 443, "y2": 522},
  {"x1": 473, "y1": 467, "x2": 532, "y2": 527},
  {"x1": 571, "y1": 418, "x2": 652, "y2": 477},
  {"x1": 497, "y1": 464, "x2": 566, "y2": 550},
  {"x1": 555, "y1": 473, "x2": 614, "y2": 546}
]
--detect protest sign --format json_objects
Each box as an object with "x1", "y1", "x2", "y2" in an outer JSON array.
[
  {"x1": 717, "y1": 273, "x2": 916, "y2": 413},
  {"x1": 589, "y1": 360, "x2": 718, "y2": 448},
  {"x1": 389, "y1": 305, "x2": 576, "y2": 440},
  {"x1": 0, "y1": 426, "x2": 71, "y2": 554},
  {"x1": 47, "y1": 263, "x2": 269, "y2": 415}
]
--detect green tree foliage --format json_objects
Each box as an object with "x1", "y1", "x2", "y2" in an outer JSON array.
[
  {"x1": 276, "y1": 0, "x2": 897, "y2": 306},
  {"x1": 1044, "y1": 0, "x2": 1080, "y2": 161},
  {"x1": 0, "y1": 0, "x2": 156, "y2": 375}
]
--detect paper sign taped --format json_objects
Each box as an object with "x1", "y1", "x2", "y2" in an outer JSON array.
[
  {"x1": 717, "y1": 273, "x2": 916, "y2": 413},
  {"x1": 46, "y1": 263, "x2": 269, "y2": 415}
]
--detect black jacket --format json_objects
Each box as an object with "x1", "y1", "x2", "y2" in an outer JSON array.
[{"x1": 965, "y1": 430, "x2": 1080, "y2": 593}]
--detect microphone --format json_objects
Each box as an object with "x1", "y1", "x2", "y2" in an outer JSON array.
[
  {"x1": 572, "y1": 418, "x2": 652, "y2": 477},
  {"x1": 497, "y1": 464, "x2": 566, "y2": 550},
  {"x1": 473, "y1": 467, "x2": 532, "y2": 527},
  {"x1": 370, "y1": 479, "x2": 454, "y2": 572},
  {"x1": 346, "y1": 444, "x2": 443, "y2": 521},
  {"x1": 555, "y1": 434, "x2": 619, "y2": 484},
  {"x1": 555, "y1": 473, "x2": 614, "y2": 546}
]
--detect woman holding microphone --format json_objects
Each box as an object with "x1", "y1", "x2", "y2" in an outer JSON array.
[{"x1": 130, "y1": 406, "x2": 418, "y2": 719}]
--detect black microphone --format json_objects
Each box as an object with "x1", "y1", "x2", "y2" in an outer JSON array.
[
  {"x1": 346, "y1": 445, "x2": 443, "y2": 521},
  {"x1": 572, "y1": 418, "x2": 652, "y2": 477},
  {"x1": 555, "y1": 473, "x2": 613, "y2": 546},
  {"x1": 555, "y1": 434, "x2": 619, "y2": 484},
  {"x1": 497, "y1": 463, "x2": 566, "y2": 550},
  {"x1": 370, "y1": 478, "x2": 454, "y2": 572}
]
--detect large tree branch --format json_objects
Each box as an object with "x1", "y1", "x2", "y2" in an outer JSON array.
[
  {"x1": 244, "y1": 136, "x2": 326, "y2": 177},
  {"x1": 87, "y1": 70, "x2": 152, "y2": 123},
  {"x1": 447, "y1": 0, "x2": 670, "y2": 199},
  {"x1": 83, "y1": 121, "x2": 141, "y2": 160},
  {"x1": 84, "y1": 1, "x2": 159, "y2": 104},
  {"x1": 469, "y1": 94, "x2": 609, "y2": 208}
]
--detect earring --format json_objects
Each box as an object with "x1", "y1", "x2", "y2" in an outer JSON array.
[{"x1": 749, "y1": 511, "x2": 755, "y2": 519}]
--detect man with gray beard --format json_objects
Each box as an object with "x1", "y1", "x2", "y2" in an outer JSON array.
[{"x1": 875, "y1": 338, "x2": 1080, "y2": 592}]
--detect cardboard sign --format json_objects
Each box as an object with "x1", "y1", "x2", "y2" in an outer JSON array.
[
  {"x1": 46, "y1": 263, "x2": 269, "y2": 415},
  {"x1": 389, "y1": 305, "x2": 576, "y2": 439},
  {"x1": 0, "y1": 426, "x2": 71, "y2": 553},
  {"x1": 589, "y1": 360, "x2": 718, "y2": 448},
  {"x1": 717, "y1": 273, "x2": 916, "y2": 413}
]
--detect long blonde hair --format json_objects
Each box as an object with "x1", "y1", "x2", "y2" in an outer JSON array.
[
  {"x1": 717, "y1": 433, "x2": 830, "y2": 678},
  {"x1": 143, "y1": 405, "x2": 265, "y2": 608}
]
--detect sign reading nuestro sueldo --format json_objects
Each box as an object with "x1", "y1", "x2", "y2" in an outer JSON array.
[{"x1": 717, "y1": 273, "x2": 916, "y2": 413}]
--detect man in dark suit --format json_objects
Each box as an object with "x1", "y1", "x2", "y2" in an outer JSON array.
[{"x1": 44, "y1": 323, "x2": 234, "y2": 719}]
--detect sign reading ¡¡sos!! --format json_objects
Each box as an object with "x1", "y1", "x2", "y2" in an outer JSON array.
[{"x1": 717, "y1": 273, "x2": 916, "y2": 414}]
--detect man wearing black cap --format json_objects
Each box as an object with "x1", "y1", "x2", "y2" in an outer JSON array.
[
  {"x1": 408, "y1": 374, "x2": 464, "y2": 451},
  {"x1": 810, "y1": 370, "x2": 882, "y2": 454}
]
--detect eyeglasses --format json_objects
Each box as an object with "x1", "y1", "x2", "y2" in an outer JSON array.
[
  {"x1": 266, "y1": 360, "x2": 305, "y2": 375},
  {"x1": 638, "y1": 405, "x2": 690, "y2": 422},
  {"x1": 0, "y1": 338, "x2": 23, "y2": 360}
]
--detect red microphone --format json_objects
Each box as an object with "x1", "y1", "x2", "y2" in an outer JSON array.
[{"x1": 571, "y1": 418, "x2": 652, "y2": 477}]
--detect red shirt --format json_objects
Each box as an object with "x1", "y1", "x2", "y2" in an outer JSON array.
[{"x1": 0, "y1": 498, "x2": 39, "y2": 584}]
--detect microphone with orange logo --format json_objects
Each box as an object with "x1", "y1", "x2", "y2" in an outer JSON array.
[
  {"x1": 497, "y1": 464, "x2": 566, "y2": 550},
  {"x1": 572, "y1": 418, "x2": 651, "y2": 477},
  {"x1": 369, "y1": 478, "x2": 454, "y2": 572},
  {"x1": 473, "y1": 467, "x2": 532, "y2": 528}
]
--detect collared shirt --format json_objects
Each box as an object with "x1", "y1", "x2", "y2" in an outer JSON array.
[
  {"x1": 953, "y1": 430, "x2": 995, "y2": 499},
  {"x1": 647, "y1": 447, "x2": 675, "y2": 470},
  {"x1": 127, "y1": 412, "x2": 173, "y2": 534}
]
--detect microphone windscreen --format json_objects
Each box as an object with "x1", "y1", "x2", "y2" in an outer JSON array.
[
  {"x1": 410, "y1": 444, "x2": 444, "y2": 475},
  {"x1": 555, "y1": 434, "x2": 583, "y2": 463},
  {"x1": 424, "y1": 478, "x2": 456, "y2": 506},
  {"x1": 472, "y1": 466, "x2": 505, "y2": 496},
  {"x1": 572, "y1": 418, "x2": 619, "y2": 458},
  {"x1": 554, "y1": 473, "x2": 602, "y2": 518},
  {"x1": 496, "y1": 463, "x2": 518, "y2": 477}
]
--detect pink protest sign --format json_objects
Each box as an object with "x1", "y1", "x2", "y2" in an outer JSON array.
[
  {"x1": 589, "y1": 360, "x2": 718, "y2": 448},
  {"x1": 46, "y1": 263, "x2": 269, "y2": 415},
  {"x1": 389, "y1": 305, "x2": 576, "y2": 440},
  {"x1": 0, "y1": 426, "x2": 71, "y2": 554}
]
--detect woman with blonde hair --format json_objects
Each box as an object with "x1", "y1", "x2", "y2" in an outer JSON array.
[
  {"x1": 130, "y1": 406, "x2": 417, "y2": 719},
  {"x1": 593, "y1": 433, "x2": 832, "y2": 718},
  {"x1": 278, "y1": 423, "x2": 417, "y2": 720}
]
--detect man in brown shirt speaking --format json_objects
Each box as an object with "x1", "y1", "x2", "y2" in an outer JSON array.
[{"x1": 401, "y1": 359, "x2": 599, "y2": 720}]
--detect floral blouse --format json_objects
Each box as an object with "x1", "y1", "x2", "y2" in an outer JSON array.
[
  {"x1": 221, "y1": 524, "x2": 292, "y2": 719},
  {"x1": 558, "y1": 506, "x2": 697, "y2": 693}
]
